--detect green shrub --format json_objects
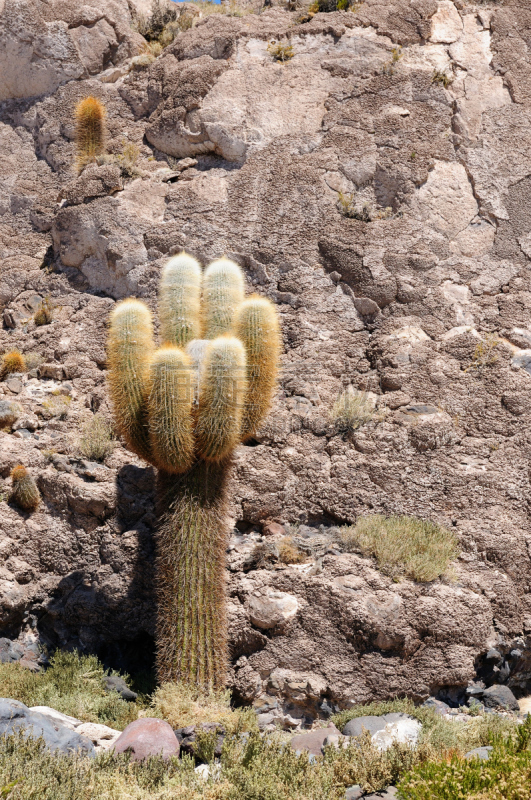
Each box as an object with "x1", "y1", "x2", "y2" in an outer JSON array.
[
  {"x1": 340, "y1": 514, "x2": 459, "y2": 582},
  {"x1": 397, "y1": 714, "x2": 531, "y2": 800},
  {"x1": 79, "y1": 414, "x2": 115, "y2": 461},
  {"x1": 0, "y1": 651, "x2": 140, "y2": 730}
]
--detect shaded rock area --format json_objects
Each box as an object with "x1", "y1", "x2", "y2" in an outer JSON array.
[{"x1": 3, "y1": 0, "x2": 531, "y2": 722}]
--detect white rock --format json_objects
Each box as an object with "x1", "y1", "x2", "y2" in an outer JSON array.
[
  {"x1": 417, "y1": 161, "x2": 477, "y2": 240},
  {"x1": 371, "y1": 718, "x2": 422, "y2": 751},
  {"x1": 76, "y1": 722, "x2": 121, "y2": 746},
  {"x1": 29, "y1": 707, "x2": 82, "y2": 730},
  {"x1": 390, "y1": 326, "x2": 430, "y2": 344},
  {"x1": 247, "y1": 588, "x2": 299, "y2": 629},
  {"x1": 430, "y1": 0, "x2": 463, "y2": 44}
]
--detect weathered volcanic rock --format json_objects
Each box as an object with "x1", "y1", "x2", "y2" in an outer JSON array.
[{"x1": 3, "y1": 0, "x2": 531, "y2": 718}]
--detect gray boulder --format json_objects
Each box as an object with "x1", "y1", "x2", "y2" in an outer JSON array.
[
  {"x1": 345, "y1": 786, "x2": 363, "y2": 800},
  {"x1": 0, "y1": 699, "x2": 95, "y2": 756},
  {"x1": 0, "y1": 400, "x2": 20, "y2": 428},
  {"x1": 482, "y1": 685, "x2": 519, "y2": 712},
  {"x1": 465, "y1": 746, "x2": 493, "y2": 761},
  {"x1": 103, "y1": 675, "x2": 138, "y2": 701},
  {"x1": 342, "y1": 715, "x2": 387, "y2": 737}
]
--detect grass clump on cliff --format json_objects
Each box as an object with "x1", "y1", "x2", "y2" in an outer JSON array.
[
  {"x1": 340, "y1": 514, "x2": 459, "y2": 582},
  {"x1": 79, "y1": 414, "x2": 115, "y2": 461},
  {"x1": 331, "y1": 386, "x2": 379, "y2": 433}
]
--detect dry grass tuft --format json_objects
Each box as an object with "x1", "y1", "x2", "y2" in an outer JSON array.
[
  {"x1": 34, "y1": 297, "x2": 53, "y2": 326},
  {"x1": 79, "y1": 414, "x2": 115, "y2": 461},
  {"x1": 267, "y1": 40, "x2": 294, "y2": 63},
  {"x1": 278, "y1": 537, "x2": 306, "y2": 564},
  {"x1": 331, "y1": 387, "x2": 379, "y2": 433},
  {"x1": 150, "y1": 682, "x2": 257, "y2": 733},
  {"x1": 340, "y1": 514, "x2": 459, "y2": 582}
]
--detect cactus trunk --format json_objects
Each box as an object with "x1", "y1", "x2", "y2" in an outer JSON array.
[{"x1": 155, "y1": 459, "x2": 231, "y2": 688}]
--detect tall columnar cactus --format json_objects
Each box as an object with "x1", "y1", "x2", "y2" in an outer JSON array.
[
  {"x1": 74, "y1": 96, "x2": 106, "y2": 173},
  {"x1": 107, "y1": 253, "x2": 281, "y2": 688}
]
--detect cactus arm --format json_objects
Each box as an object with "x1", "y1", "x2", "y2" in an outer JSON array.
[
  {"x1": 195, "y1": 336, "x2": 247, "y2": 461},
  {"x1": 202, "y1": 258, "x2": 245, "y2": 339},
  {"x1": 107, "y1": 299, "x2": 154, "y2": 463},
  {"x1": 159, "y1": 253, "x2": 202, "y2": 347},
  {"x1": 235, "y1": 295, "x2": 281, "y2": 439},
  {"x1": 147, "y1": 346, "x2": 195, "y2": 474}
]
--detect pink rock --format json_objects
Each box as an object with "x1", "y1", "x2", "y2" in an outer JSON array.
[
  {"x1": 113, "y1": 718, "x2": 180, "y2": 761},
  {"x1": 290, "y1": 725, "x2": 340, "y2": 757},
  {"x1": 261, "y1": 521, "x2": 286, "y2": 537}
]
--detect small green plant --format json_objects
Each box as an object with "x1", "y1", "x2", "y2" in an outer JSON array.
[
  {"x1": 331, "y1": 386, "x2": 379, "y2": 433},
  {"x1": 42, "y1": 394, "x2": 71, "y2": 420},
  {"x1": 382, "y1": 46, "x2": 402, "y2": 76},
  {"x1": 465, "y1": 334, "x2": 500, "y2": 373},
  {"x1": 79, "y1": 415, "x2": 115, "y2": 461},
  {"x1": 74, "y1": 96, "x2": 106, "y2": 173},
  {"x1": 0, "y1": 351, "x2": 26, "y2": 379},
  {"x1": 432, "y1": 69, "x2": 453, "y2": 88},
  {"x1": 10, "y1": 465, "x2": 40, "y2": 512},
  {"x1": 340, "y1": 514, "x2": 459, "y2": 582},
  {"x1": 267, "y1": 40, "x2": 294, "y2": 63},
  {"x1": 34, "y1": 297, "x2": 53, "y2": 326}
]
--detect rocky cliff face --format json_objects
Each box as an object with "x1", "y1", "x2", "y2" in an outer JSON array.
[{"x1": 2, "y1": 0, "x2": 531, "y2": 724}]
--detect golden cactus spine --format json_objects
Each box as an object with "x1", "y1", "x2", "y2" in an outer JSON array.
[
  {"x1": 147, "y1": 347, "x2": 195, "y2": 474},
  {"x1": 107, "y1": 299, "x2": 154, "y2": 463},
  {"x1": 235, "y1": 295, "x2": 281, "y2": 439},
  {"x1": 202, "y1": 258, "x2": 245, "y2": 339},
  {"x1": 195, "y1": 336, "x2": 247, "y2": 461},
  {"x1": 158, "y1": 253, "x2": 202, "y2": 347},
  {"x1": 107, "y1": 252, "x2": 280, "y2": 688},
  {"x1": 75, "y1": 96, "x2": 106, "y2": 172},
  {"x1": 10, "y1": 465, "x2": 40, "y2": 512}
]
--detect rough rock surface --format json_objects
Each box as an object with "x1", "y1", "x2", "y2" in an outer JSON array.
[{"x1": 2, "y1": 0, "x2": 531, "y2": 719}]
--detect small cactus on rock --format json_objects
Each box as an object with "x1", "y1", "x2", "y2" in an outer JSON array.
[
  {"x1": 10, "y1": 465, "x2": 41, "y2": 512},
  {"x1": 107, "y1": 252, "x2": 281, "y2": 688},
  {"x1": 0, "y1": 351, "x2": 26, "y2": 380},
  {"x1": 74, "y1": 96, "x2": 106, "y2": 173}
]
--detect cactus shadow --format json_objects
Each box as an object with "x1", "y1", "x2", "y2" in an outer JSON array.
[{"x1": 36, "y1": 464, "x2": 159, "y2": 676}]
